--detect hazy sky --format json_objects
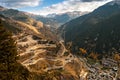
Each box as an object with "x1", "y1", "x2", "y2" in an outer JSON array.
[{"x1": 0, "y1": 0, "x2": 113, "y2": 15}]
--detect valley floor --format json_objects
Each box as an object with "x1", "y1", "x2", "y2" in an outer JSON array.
[{"x1": 16, "y1": 34, "x2": 120, "y2": 80}]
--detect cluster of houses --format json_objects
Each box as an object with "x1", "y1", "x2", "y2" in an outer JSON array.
[{"x1": 86, "y1": 58, "x2": 119, "y2": 80}]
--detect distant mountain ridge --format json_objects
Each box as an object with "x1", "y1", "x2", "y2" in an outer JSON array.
[
  {"x1": 46, "y1": 11, "x2": 89, "y2": 23},
  {"x1": 29, "y1": 11, "x2": 89, "y2": 29}
]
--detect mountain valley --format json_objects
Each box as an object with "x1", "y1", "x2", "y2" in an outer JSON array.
[{"x1": 0, "y1": 1, "x2": 120, "y2": 80}]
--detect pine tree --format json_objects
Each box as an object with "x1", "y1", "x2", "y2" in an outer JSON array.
[{"x1": 0, "y1": 21, "x2": 29, "y2": 80}]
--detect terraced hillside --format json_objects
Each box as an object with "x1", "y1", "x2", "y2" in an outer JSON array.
[{"x1": 0, "y1": 9, "x2": 88, "y2": 79}]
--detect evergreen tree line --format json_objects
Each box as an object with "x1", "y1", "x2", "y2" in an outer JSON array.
[{"x1": 0, "y1": 21, "x2": 29, "y2": 80}]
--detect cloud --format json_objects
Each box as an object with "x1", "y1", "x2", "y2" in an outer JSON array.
[
  {"x1": 0, "y1": 0, "x2": 42, "y2": 8},
  {"x1": 81, "y1": 0, "x2": 105, "y2": 2},
  {"x1": 30, "y1": 0, "x2": 113, "y2": 15}
]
